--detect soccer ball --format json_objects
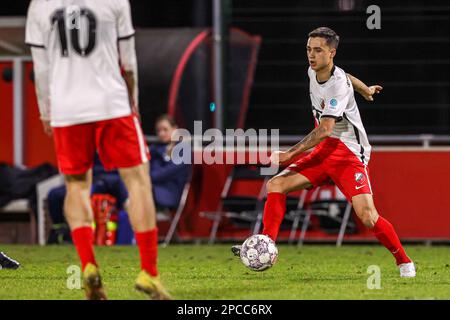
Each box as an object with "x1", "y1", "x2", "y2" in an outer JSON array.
[{"x1": 240, "y1": 234, "x2": 278, "y2": 271}]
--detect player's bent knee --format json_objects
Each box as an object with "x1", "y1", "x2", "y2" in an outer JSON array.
[
  {"x1": 266, "y1": 176, "x2": 288, "y2": 193},
  {"x1": 357, "y1": 206, "x2": 378, "y2": 229}
]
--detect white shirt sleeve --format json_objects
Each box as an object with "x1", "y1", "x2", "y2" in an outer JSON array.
[
  {"x1": 31, "y1": 47, "x2": 51, "y2": 121},
  {"x1": 26, "y1": 1, "x2": 50, "y2": 121},
  {"x1": 25, "y1": 0, "x2": 45, "y2": 47},
  {"x1": 116, "y1": 0, "x2": 135, "y2": 39},
  {"x1": 321, "y1": 79, "x2": 351, "y2": 121},
  {"x1": 119, "y1": 38, "x2": 139, "y2": 107}
]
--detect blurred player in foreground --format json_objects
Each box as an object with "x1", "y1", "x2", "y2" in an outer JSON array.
[
  {"x1": 233, "y1": 27, "x2": 415, "y2": 278},
  {"x1": 26, "y1": 0, "x2": 171, "y2": 299}
]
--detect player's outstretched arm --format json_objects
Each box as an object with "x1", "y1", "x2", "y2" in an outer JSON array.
[
  {"x1": 347, "y1": 73, "x2": 383, "y2": 102},
  {"x1": 271, "y1": 118, "x2": 335, "y2": 165}
]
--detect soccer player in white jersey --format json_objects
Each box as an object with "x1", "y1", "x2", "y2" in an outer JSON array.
[
  {"x1": 25, "y1": 0, "x2": 171, "y2": 299},
  {"x1": 235, "y1": 27, "x2": 416, "y2": 277}
]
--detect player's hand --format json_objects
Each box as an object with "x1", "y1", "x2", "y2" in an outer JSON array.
[
  {"x1": 41, "y1": 120, "x2": 52, "y2": 137},
  {"x1": 363, "y1": 85, "x2": 383, "y2": 101},
  {"x1": 270, "y1": 150, "x2": 291, "y2": 165}
]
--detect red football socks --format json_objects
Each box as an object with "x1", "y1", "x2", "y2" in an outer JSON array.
[
  {"x1": 71, "y1": 226, "x2": 97, "y2": 271},
  {"x1": 262, "y1": 192, "x2": 287, "y2": 241},
  {"x1": 135, "y1": 228, "x2": 159, "y2": 277},
  {"x1": 372, "y1": 216, "x2": 411, "y2": 265}
]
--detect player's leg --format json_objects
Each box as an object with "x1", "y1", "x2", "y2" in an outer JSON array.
[
  {"x1": 261, "y1": 170, "x2": 313, "y2": 240},
  {"x1": 352, "y1": 194, "x2": 415, "y2": 277},
  {"x1": 261, "y1": 150, "x2": 329, "y2": 241},
  {"x1": 53, "y1": 124, "x2": 106, "y2": 299},
  {"x1": 232, "y1": 153, "x2": 327, "y2": 256},
  {"x1": 232, "y1": 169, "x2": 318, "y2": 256},
  {"x1": 118, "y1": 163, "x2": 157, "y2": 270},
  {"x1": 64, "y1": 170, "x2": 93, "y2": 230},
  {"x1": 118, "y1": 160, "x2": 171, "y2": 299},
  {"x1": 64, "y1": 170, "x2": 107, "y2": 299},
  {"x1": 328, "y1": 159, "x2": 415, "y2": 277},
  {"x1": 64, "y1": 170, "x2": 98, "y2": 273},
  {"x1": 98, "y1": 114, "x2": 170, "y2": 299}
]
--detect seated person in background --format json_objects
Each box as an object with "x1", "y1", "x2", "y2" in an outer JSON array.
[
  {"x1": 150, "y1": 114, "x2": 190, "y2": 210},
  {"x1": 47, "y1": 114, "x2": 189, "y2": 243}
]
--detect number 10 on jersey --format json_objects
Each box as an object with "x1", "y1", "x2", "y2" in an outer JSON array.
[{"x1": 51, "y1": 5, "x2": 97, "y2": 57}]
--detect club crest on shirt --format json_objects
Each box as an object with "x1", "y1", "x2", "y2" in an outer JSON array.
[
  {"x1": 320, "y1": 100, "x2": 325, "y2": 109},
  {"x1": 355, "y1": 172, "x2": 365, "y2": 184}
]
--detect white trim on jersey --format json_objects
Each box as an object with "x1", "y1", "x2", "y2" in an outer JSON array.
[
  {"x1": 364, "y1": 165, "x2": 373, "y2": 194},
  {"x1": 133, "y1": 117, "x2": 148, "y2": 164}
]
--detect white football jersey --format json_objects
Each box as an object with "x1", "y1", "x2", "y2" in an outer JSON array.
[
  {"x1": 25, "y1": 0, "x2": 135, "y2": 127},
  {"x1": 308, "y1": 65, "x2": 372, "y2": 164}
]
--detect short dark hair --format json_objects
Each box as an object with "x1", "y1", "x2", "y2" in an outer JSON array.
[
  {"x1": 155, "y1": 114, "x2": 177, "y2": 127},
  {"x1": 308, "y1": 27, "x2": 340, "y2": 49}
]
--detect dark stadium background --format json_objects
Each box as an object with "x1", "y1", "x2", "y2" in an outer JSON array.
[{"x1": 2, "y1": 0, "x2": 448, "y2": 135}]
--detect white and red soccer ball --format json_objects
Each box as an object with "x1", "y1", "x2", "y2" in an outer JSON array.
[{"x1": 240, "y1": 234, "x2": 278, "y2": 271}]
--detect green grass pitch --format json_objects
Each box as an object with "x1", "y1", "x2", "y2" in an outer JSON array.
[{"x1": 0, "y1": 244, "x2": 449, "y2": 300}]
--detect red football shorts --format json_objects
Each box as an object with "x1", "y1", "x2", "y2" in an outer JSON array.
[
  {"x1": 287, "y1": 138, "x2": 372, "y2": 202},
  {"x1": 53, "y1": 114, "x2": 150, "y2": 175}
]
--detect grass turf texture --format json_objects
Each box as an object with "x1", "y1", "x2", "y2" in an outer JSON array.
[{"x1": 0, "y1": 245, "x2": 449, "y2": 300}]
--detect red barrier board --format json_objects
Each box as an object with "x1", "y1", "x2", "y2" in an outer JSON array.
[
  {"x1": 369, "y1": 149, "x2": 450, "y2": 239},
  {"x1": 23, "y1": 62, "x2": 57, "y2": 167},
  {"x1": 176, "y1": 150, "x2": 450, "y2": 241},
  {"x1": 0, "y1": 62, "x2": 56, "y2": 167},
  {"x1": 0, "y1": 62, "x2": 14, "y2": 165}
]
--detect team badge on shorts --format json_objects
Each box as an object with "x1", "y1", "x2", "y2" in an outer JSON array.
[{"x1": 354, "y1": 172, "x2": 366, "y2": 184}]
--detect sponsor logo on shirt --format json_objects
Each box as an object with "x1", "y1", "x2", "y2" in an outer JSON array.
[{"x1": 330, "y1": 98, "x2": 338, "y2": 109}]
